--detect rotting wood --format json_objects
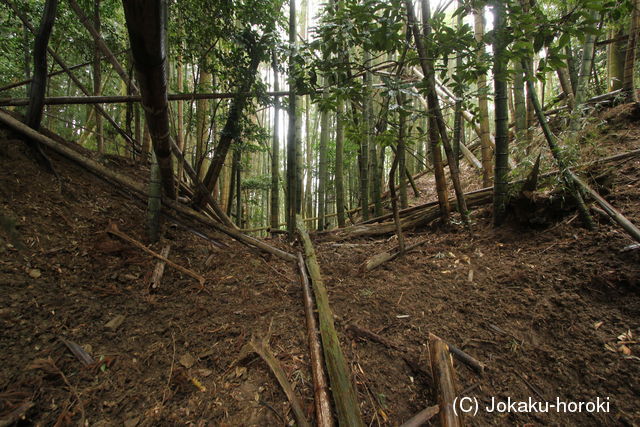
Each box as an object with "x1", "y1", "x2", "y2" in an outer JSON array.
[
  {"x1": 429, "y1": 333, "x2": 463, "y2": 427},
  {"x1": 400, "y1": 405, "x2": 440, "y2": 427},
  {"x1": 297, "y1": 252, "x2": 334, "y2": 427},
  {"x1": 296, "y1": 216, "x2": 365, "y2": 427},
  {"x1": 150, "y1": 244, "x2": 171, "y2": 290},
  {"x1": 106, "y1": 223, "x2": 205, "y2": 286},
  {"x1": 59, "y1": 337, "x2": 94, "y2": 367},
  {"x1": 0, "y1": 110, "x2": 297, "y2": 262},
  {"x1": 248, "y1": 337, "x2": 311, "y2": 427}
]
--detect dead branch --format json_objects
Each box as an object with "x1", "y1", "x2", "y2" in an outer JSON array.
[
  {"x1": 107, "y1": 223, "x2": 205, "y2": 286},
  {"x1": 400, "y1": 405, "x2": 440, "y2": 427},
  {"x1": 249, "y1": 337, "x2": 311, "y2": 427},
  {"x1": 297, "y1": 253, "x2": 334, "y2": 427}
]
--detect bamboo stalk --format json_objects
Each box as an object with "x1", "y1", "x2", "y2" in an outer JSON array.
[
  {"x1": 297, "y1": 253, "x2": 334, "y2": 427},
  {"x1": 400, "y1": 405, "x2": 440, "y2": 427},
  {"x1": 429, "y1": 333, "x2": 463, "y2": 427},
  {"x1": 296, "y1": 216, "x2": 364, "y2": 427}
]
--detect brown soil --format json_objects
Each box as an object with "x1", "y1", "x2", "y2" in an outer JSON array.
[{"x1": 1, "y1": 105, "x2": 639, "y2": 426}]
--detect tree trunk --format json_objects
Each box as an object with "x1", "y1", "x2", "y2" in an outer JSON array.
[
  {"x1": 335, "y1": 100, "x2": 346, "y2": 228},
  {"x1": 287, "y1": 0, "x2": 299, "y2": 237},
  {"x1": 397, "y1": 95, "x2": 408, "y2": 209},
  {"x1": 122, "y1": 0, "x2": 175, "y2": 198},
  {"x1": 492, "y1": 0, "x2": 510, "y2": 226},
  {"x1": 608, "y1": 27, "x2": 626, "y2": 91},
  {"x1": 147, "y1": 154, "x2": 162, "y2": 242},
  {"x1": 24, "y1": 0, "x2": 58, "y2": 172},
  {"x1": 571, "y1": 10, "x2": 600, "y2": 129},
  {"x1": 623, "y1": 0, "x2": 640, "y2": 103},
  {"x1": 270, "y1": 51, "x2": 281, "y2": 231},
  {"x1": 193, "y1": 44, "x2": 262, "y2": 208},
  {"x1": 93, "y1": 0, "x2": 103, "y2": 154},
  {"x1": 408, "y1": 0, "x2": 468, "y2": 224},
  {"x1": 523, "y1": 59, "x2": 596, "y2": 229},
  {"x1": 69, "y1": 0, "x2": 137, "y2": 93},
  {"x1": 473, "y1": 5, "x2": 493, "y2": 187},
  {"x1": 513, "y1": 61, "x2": 527, "y2": 142},
  {"x1": 195, "y1": 68, "x2": 211, "y2": 176},
  {"x1": 5, "y1": 0, "x2": 137, "y2": 150},
  {"x1": 317, "y1": 84, "x2": 329, "y2": 231}
]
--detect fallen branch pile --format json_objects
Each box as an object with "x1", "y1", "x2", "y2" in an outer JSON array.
[{"x1": 322, "y1": 148, "x2": 640, "y2": 241}]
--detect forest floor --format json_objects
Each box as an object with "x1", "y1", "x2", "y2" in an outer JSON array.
[{"x1": 1, "y1": 104, "x2": 639, "y2": 426}]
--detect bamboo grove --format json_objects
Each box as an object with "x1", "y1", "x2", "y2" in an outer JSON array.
[{"x1": 1, "y1": 0, "x2": 639, "y2": 237}]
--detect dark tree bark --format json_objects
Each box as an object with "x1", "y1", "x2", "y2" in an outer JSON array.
[
  {"x1": 24, "y1": 0, "x2": 58, "y2": 172},
  {"x1": 492, "y1": 0, "x2": 510, "y2": 226},
  {"x1": 191, "y1": 43, "x2": 262, "y2": 209},
  {"x1": 623, "y1": 0, "x2": 640, "y2": 103},
  {"x1": 287, "y1": 0, "x2": 299, "y2": 237},
  {"x1": 122, "y1": 0, "x2": 175, "y2": 199}
]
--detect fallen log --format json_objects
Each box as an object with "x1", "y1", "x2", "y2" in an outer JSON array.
[
  {"x1": 429, "y1": 333, "x2": 463, "y2": 427},
  {"x1": 400, "y1": 405, "x2": 440, "y2": 427},
  {"x1": 329, "y1": 147, "x2": 640, "y2": 238},
  {"x1": 0, "y1": 109, "x2": 296, "y2": 262},
  {"x1": 571, "y1": 172, "x2": 640, "y2": 243},
  {"x1": 297, "y1": 253, "x2": 334, "y2": 427},
  {"x1": 150, "y1": 244, "x2": 171, "y2": 290},
  {"x1": 296, "y1": 216, "x2": 364, "y2": 427},
  {"x1": 107, "y1": 223, "x2": 205, "y2": 286},
  {"x1": 249, "y1": 337, "x2": 311, "y2": 427},
  {"x1": 362, "y1": 238, "x2": 430, "y2": 271}
]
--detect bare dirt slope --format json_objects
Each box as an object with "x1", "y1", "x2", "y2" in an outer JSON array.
[{"x1": 1, "y1": 105, "x2": 639, "y2": 426}]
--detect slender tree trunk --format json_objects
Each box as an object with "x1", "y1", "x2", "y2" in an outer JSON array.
[
  {"x1": 193, "y1": 43, "x2": 262, "y2": 208},
  {"x1": 270, "y1": 51, "x2": 281, "y2": 231},
  {"x1": 176, "y1": 51, "x2": 184, "y2": 184},
  {"x1": 317, "y1": 85, "x2": 329, "y2": 231},
  {"x1": 473, "y1": 6, "x2": 493, "y2": 187},
  {"x1": 287, "y1": 0, "x2": 299, "y2": 237},
  {"x1": 122, "y1": 0, "x2": 175, "y2": 198},
  {"x1": 5, "y1": 0, "x2": 137, "y2": 150},
  {"x1": 305, "y1": 96, "x2": 313, "y2": 226},
  {"x1": 195, "y1": 68, "x2": 211, "y2": 176},
  {"x1": 492, "y1": 0, "x2": 510, "y2": 226},
  {"x1": 571, "y1": 10, "x2": 600, "y2": 129},
  {"x1": 608, "y1": 27, "x2": 626, "y2": 91},
  {"x1": 69, "y1": 0, "x2": 137, "y2": 93},
  {"x1": 23, "y1": 23, "x2": 31, "y2": 94},
  {"x1": 24, "y1": 0, "x2": 58, "y2": 172},
  {"x1": 397, "y1": 96, "x2": 408, "y2": 209},
  {"x1": 523, "y1": 59, "x2": 595, "y2": 230},
  {"x1": 147, "y1": 154, "x2": 161, "y2": 242},
  {"x1": 335, "y1": 100, "x2": 346, "y2": 228},
  {"x1": 557, "y1": 65, "x2": 575, "y2": 110},
  {"x1": 93, "y1": 0, "x2": 103, "y2": 154},
  {"x1": 623, "y1": 0, "x2": 639, "y2": 102},
  {"x1": 409, "y1": 0, "x2": 468, "y2": 223},
  {"x1": 513, "y1": 61, "x2": 527, "y2": 142}
]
